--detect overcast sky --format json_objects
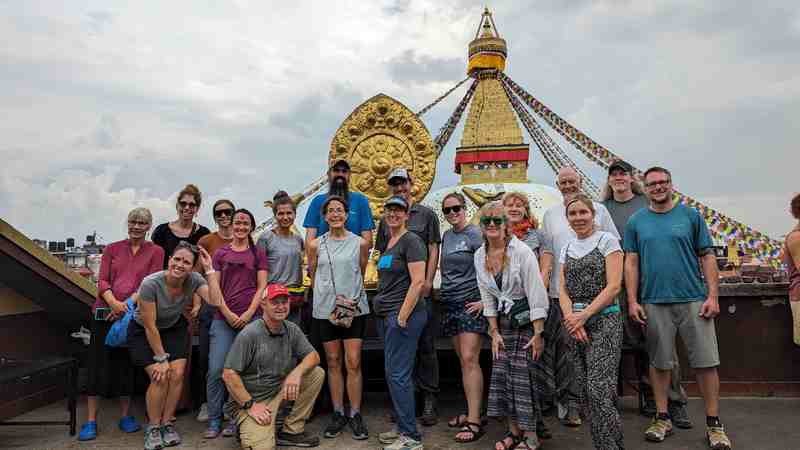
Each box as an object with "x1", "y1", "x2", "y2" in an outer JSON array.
[{"x1": 1, "y1": 0, "x2": 798, "y2": 244}]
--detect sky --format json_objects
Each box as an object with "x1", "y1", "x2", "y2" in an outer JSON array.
[{"x1": 1, "y1": 0, "x2": 798, "y2": 244}]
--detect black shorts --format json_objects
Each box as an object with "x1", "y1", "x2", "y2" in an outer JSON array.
[
  {"x1": 128, "y1": 316, "x2": 189, "y2": 367},
  {"x1": 311, "y1": 315, "x2": 367, "y2": 343},
  {"x1": 86, "y1": 313, "x2": 134, "y2": 397}
]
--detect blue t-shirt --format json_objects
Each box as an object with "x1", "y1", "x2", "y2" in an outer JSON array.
[
  {"x1": 623, "y1": 204, "x2": 713, "y2": 304},
  {"x1": 302, "y1": 191, "x2": 375, "y2": 236}
]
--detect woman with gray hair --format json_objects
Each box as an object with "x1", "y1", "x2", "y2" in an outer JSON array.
[{"x1": 78, "y1": 207, "x2": 165, "y2": 441}]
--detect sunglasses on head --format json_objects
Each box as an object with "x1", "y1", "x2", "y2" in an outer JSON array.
[
  {"x1": 213, "y1": 208, "x2": 234, "y2": 218},
  {"x1": 442, "y1": 205, "x2": 463, "y2": 215},
  {"x1": 480, "y1": 216, "x2": 506, "y2": 227},
  {"x1": 178, "y1": 200, "x2": 198, "y2": 209}
]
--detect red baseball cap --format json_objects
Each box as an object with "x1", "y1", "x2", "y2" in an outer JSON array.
[{"x1": 265, "y1": 284, "x2": 289, "y2": 301}]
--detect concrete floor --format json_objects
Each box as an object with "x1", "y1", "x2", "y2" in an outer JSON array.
[{"x1": 1, "y1": 392, "x2": 798, "y2": 449}]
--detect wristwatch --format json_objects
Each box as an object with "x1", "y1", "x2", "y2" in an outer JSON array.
[
  {"x1": 153, "y1": 353, "x2": 170, "y2": 363},
  {"x1": 242, "y1": 398, "x2": 254, "y2": 410}
]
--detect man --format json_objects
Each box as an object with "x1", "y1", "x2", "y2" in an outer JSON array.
[
  {"x1": 624, "y1": 167, "x2": 731, "y2": 449},
  {"x1": 375, "y1": 168, "x2": 441, "y2": 427},
  {"x1": 539, "y1": 166, "x2": 619, "y2": 426},
  {"x1": 602, "y1": 160, "x2": 691, "y2": 426},
  {"x1": 303, "y1": 159, "x2": 374, "y2": 246},
  {"x1": 222, "y1": 284, "x2": 324, "y2": 449}
]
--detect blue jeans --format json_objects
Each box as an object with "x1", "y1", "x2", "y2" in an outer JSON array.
[
  {"x1": 377, "y1": 307, "x2": 428, "y2": 441},
  {"x1": 206, "y1": 319, "x2": 240, "y2": 423}
]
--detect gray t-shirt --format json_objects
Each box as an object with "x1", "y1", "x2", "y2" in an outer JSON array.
[
  {"x1": 518, "y1": 228, "x2": 542, "y2": 256},
  {"x1": 224, "y1": 320, "x2": 314, "y2": 405},
  {"x1": 440, "y1": 224, "x2": 483, "y2": 305},
  {"x1": 373, "y1": 231, "x2": 427, "y2": 316},
  {"x1": 312, "y1": 232, "x2": 368, "y2": 319},
  {"x1": 134, "y1": 271, "x2": 207, "y2": 329},
  {"x1": 376, "y1": 203, "x2": 441, "y2": 252},
  {"x1": 603, "y1": 194, "x2": 648, "y2": 242},
  {"x1": 257, "y1": 229, "x2": 304, "y2": 286}
]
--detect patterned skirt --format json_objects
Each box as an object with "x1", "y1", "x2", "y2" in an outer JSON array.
[
  {"x1": 530, "y1": 301, "x2": 574, "y2": 408},
  {"x1": 487, "y1": 316, "x2": 538, "y2": 431},
  {"x1": 440, "y1": 299, "x2": 488, "y2": 337}
]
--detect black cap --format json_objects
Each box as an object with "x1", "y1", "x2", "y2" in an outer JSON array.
[
  {"x1": 383, "y1": 195, "x2": 409, "y2": 211},
  {"x1": 330, "y1": 159, "x2": 350, "y2": 170},
  {"x1": 608, "y1": 160, "x2": 633, "y2": 175}
]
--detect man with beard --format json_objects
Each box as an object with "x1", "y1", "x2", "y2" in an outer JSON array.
[
  {"x1": 374, "y1": 168, "x2": 441, "y2": 428},
  {"x1": 539, "y1": 167, "x2": 619, "y2": 427},
  {"x1": 624, "y1": 167, "x2": 730, "y2": 449},
  {"x1": 602, "y1": 161, "x2": 690, "y2": 425},
  {"x1": 303, "y1": 159, "x2": 374, "y2": 246}
]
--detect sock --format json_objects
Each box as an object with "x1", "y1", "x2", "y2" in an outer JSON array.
[
  {"x1": 333, "y1": 405, "x2": 344, "y2": 415},
  {"x1": 656, "y1": 412, "x2": 671, "y2": 421},
  {"x1": 350, "y1": 408, "x2": 360, "y2": 417},
  {"x1": 706, "y1": 416, "x2": 722, "y2": 427}
]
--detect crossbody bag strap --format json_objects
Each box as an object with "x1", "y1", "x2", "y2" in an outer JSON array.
[{"x1": 323, "y1": 235, "x2": 338, "y2": 296}]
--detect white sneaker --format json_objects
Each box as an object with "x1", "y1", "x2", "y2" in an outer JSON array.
[
  {"x1": 382, "y1": 434, "x2": 423, "y2": 450},
  {"x1": 196, "y1": 403, "x2": 209, "y2": 422},
  {"x1": 70, "y1": 326, "x2": 91, "y2": 346}
]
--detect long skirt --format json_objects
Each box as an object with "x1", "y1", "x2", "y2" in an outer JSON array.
[
  {"x1": 531, "y1": 301, "x2": 575, "y2": 410},
  {"x1": 487, "y1": 316, "x2": 538, "y2": 431}
]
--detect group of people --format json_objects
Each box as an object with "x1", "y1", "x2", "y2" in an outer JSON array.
[{"x1": 77, "y1": 157, "x2": 800, "y2": 450}]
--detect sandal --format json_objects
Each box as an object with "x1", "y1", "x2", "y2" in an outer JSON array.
[
  {"x1": 494, "y1": 431, "x2": 524, "y2": 450},
  {"x1": 454, "y1": 422, "x2": 485, "y2": 443},
  {"x1": 449, "y1": 413, "x2": 489, "y2": 428}
]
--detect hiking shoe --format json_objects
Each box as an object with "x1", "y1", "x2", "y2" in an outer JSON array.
[
  {"x1": 276, "y1": 430, "x2": 320, "y2": 447},
  {"x1": 160, "y1": 423, "x2": 181, "y2": 447},
  {"x1": 203, "y1": 419, "x2": 222, "y2": 439},
  {"x1": 323, "y1": 411, "x2": 348, "y2": 438},
  {"x1": 560, "y1": 405, "x2": 582, "y2": 427},
  {"x1": 349, "y1": 412, "x2": 369, "y2": 440},
  {"x1": 119, "y1": 415, "x2": 141, "y2": 433},
  {"x1": 144, "y1": 425, "x2": 164, "y2": 450},
  {"x1": 221, "y1": 421, "x2": 237, "y2": 437},
  {"x1": 196, "y1": 402, "x2": 209, "y2": 422},
  {"x1": 379, "y1": 428, "x2": 400, "y2": 445},
  {"x1": 382, "y1": 434, "x2": 423, "y2": 450},
  {"x1": 645, "y1": 417, "x2": 674, "y2": 442},
  {"x1": 668, "y1": 401, "x2": 692, "y2": 429},
  {"x1": 77, "y1": 421, "x2": 97, "y2": 441},
  {"x1": 706, "y1": 426, "x2": 732, "y2": 450},
  {"x1": 419, "y1": 394, "x2": 438, "y2": 426}
]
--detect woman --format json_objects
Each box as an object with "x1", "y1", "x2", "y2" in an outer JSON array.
[
  {"x1": 195, "y1": 199, "x2": 236, "y2": 422},
  {"x1": 258, "y1": 191, "x2": 305, "y2": 325},
  {"x1": 307, "y1": 196, "x2": 371, "y2": 441},
  {"x1": 204, "y1": 209, "x2": 268, "y2": 439},
  {"x1": 503, "y1": 192, "x2": 542, "y2": 256},
  {"x1": 785, "y1": 193, "x2": 800, "y2": 345},
  {"x1": 78, "y1": 208, "x2": 164, "y2": 441},
  {"x1": 475, "y1": 201, "x2": 549, "y2": 450},
  {"x1": 439, "y1": 193, "x2": 487, "y2": 443},
  {"x1": 558, "y1": 194, "x2": 624, "y2": 449},
  {"x1": 152, "y1": 184, "x2": 211, "y2": 268},
  {"x1": 127, "y1": 242, "x2": 216, "y2": 450},
  {"x1": 373, "y1": 196, "x2": 427, "y2": 450}
]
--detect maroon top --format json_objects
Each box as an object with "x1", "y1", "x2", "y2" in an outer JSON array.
[
  {"x1": 212, "y1": 244, "x2": 268, "y2": 320},
  {"x1": 95, "y1": 240, "x2": 165, "y2": 311},
  {"x1": 786, "y1": 230, "x2": 800, "y2": 292}
]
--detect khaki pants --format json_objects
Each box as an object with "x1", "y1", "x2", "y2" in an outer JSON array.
[{"x1": 236, "y1": 366, "x2": 325, "y2": 450}]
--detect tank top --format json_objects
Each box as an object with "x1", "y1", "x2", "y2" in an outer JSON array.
[
  {"x1": 312, "y1": 232, "x2": 369, "y2": 319},
  {"x1": 563, "y1": 242, "x2": 608, "y2": 306}
]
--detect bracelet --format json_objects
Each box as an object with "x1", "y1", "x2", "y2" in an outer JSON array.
[{"x1": 205, "y1": 269, "x2": 216, "y2": 276}]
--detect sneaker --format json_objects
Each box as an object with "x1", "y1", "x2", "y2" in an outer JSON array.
[
  {"x1": 668, "y1": 401, "x2": 693, "y2": 429},
  {"x1": 144, "y1": 425, "x2": 164, "y2": 450},
  {"x1": 196, "y1": 402, "x2": 209, "y2": 422},
  {"x1": 706, "y1": 425, "x2": 732, "y2": 450},
  {"x1": 77, "y1": 421, "x2": 97, "y2": 441},
  {"x1": 119, "y1": 415, "x2": 141, "y2": 433},
  {"x1": 379, "y1": 428, "x2": 400, "y2": 445},
  {"x1": 349, "y1": 412, "x2": 369, "y2": 440},
  {"x1": 160, "y1": 423, "x2": 181, "y2": 447},
  {"x1": 203, "y1": 419, "x2": 222, "y2": 439},
  {"x1": 419, "y1": 394, "x2": 438, "y2": 426},
  {"x1": 221, "y1": 421, "x2": 237, "y2": 437},
  {"x1": 276, "y1": 430, "x2": 320, "y2": 447},
  {"x1": 323, "y1": 411, "x2": 348, "y2": 438},
  {"x1": 382, "y1": 434, "x2": 423, "y2": 450},
  {"x1": 644, "y1": 417, "x2": 674, "y2": 442}
]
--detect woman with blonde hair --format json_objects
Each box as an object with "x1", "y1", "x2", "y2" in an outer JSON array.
[
  {"x1": 502, "y1": 192, "x2": 542, "y2": 256},
  {"x1": 476, "y1": 201, "x2": 549, "y2": 450}
]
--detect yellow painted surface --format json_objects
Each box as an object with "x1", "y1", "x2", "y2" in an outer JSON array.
[
  {"x1": 0, "y1": 282, "x2": 43, "y2": 316},
  {"x1": 467, "y1": 54, "x2": 506, "y2": 73}
]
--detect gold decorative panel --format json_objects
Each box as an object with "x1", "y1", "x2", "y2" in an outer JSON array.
[{"x1": 330, "y1": 94, "x2": 436, "y2": 218}]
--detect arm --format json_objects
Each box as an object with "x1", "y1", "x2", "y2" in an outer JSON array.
[
  {"x1": 788, "y1": 233, "x2": 800, "y2": 270},
  {"x1": 397, "y1": 261, "x2": 426, "y2": 326},
  {"x1": 304, "y1": 228, "x2": 318, "y2": 252},
  {"x1": 520, "y1": 247, "x2": 547, "y2": 335},
  {"x1": 624, "y1": 252, "x2": 647, "y2": 324},
  {"x1": 698, "y1": 252, "x2": 720, "y2": 318},
  {"x1": 222, "y1": 368, "x2": 272, "y2": 426},
  {"x1": 558, "y1": 265, "x2": 572, "y2": 319},
  {"x1": 360, "y1": 230, "x2": 373, "y2": 249},
  {"x1": 359, "y1": 237, "x2": 370, "y2": 276},
  {"x1": 306, "y1": 239, "x2": 319, "y2": 288},
  {"x1": 240, "y1": 269, "x2": 267, "y2": 324},
  {"x1": 539, "y1": 252, "x2": 553, "y2": 292},
  {"x1": 282, "y1": 350, "x2": 321, "y2": 402},
  {"x1": 423, "y1": 243, "x2": 439, "y2": 297},
  {"x1": 138, "y1": 295, "x2": 166, "y2": 359}
]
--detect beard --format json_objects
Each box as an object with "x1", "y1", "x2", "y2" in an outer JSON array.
[{"x1": 328, "y1": 176, "x2": 349, "y2": 198}]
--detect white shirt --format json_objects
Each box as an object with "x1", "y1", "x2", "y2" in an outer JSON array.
[
  {"x1": 474, "y1": 236, "x2": 550, "y2": 322},
  {"x1": 541, "y1": 201, "x2": 620, "y2": 298},
  {"x1": 558, "y1": 230, "x2": 622, "y2": 264}
]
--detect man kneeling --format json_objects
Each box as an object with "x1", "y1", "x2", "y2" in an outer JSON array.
[{"x1": 223, "y1": 284, "x2": 323, "y2": 449}]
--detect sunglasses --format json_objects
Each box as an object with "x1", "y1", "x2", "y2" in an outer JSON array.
[
  {"x1": 214, "y1": 208, "x2": 234, "y2": 218},
  {"x1": 442, "y1": 205, "x2": 463, "y2": 215},
  {"x1": 480, "y1": 216, "x2": 506, "y2": 227},
  {"x1": 388, "y1": 178, "x2": 408, "y2": 187},
  {"x1": 178, "y1": 200, "x2": 198, "y2": 209}
]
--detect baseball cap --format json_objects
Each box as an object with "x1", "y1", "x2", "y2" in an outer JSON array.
[
  {"x1": 608, "y1": 160, "x2": 633, "y2": 175},
  {"x1": 265, "y1": 283, "x2": 289, "y2": 301},
  {"x1": 330, "y1": 159, "x2": 350, "y2": 170},
  {"x1": 383, "y1": 195, "x2": 409, "y2": 211},
  {"x1": 387, "y1": 167, "x2": 411, "y2": 183}
]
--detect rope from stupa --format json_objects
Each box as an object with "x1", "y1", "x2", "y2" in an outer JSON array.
[
  {"x1": 433, "y1": 78, "x2": 479, "y2": 156},
  {"x1": 415, "y1": 77, "x2": 470, "y2": 118},
  {"x1": 499, "y1": 73, "x2": 782, "y2": 266}
]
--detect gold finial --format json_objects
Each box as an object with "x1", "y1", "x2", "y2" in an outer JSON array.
[{"x1": 467, "y1": 7, "x2": 507, "y2": 75}]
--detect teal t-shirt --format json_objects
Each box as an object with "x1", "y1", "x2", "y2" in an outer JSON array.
[{"x1": 623, "y1": 204, "x2": 713, "y2": 304}]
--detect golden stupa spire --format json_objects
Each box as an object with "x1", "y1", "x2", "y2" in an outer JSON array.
[{"x1": 467, "y1": 7, "x2": 507, "y2": 74}]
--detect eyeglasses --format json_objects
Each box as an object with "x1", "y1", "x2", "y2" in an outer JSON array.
[
  {"x1": 213, "y1": 208, "x2": 234, "y2": 218},
  {"x1": 178, "y1": 201, "x2": 198, "y2": 209},
  {"x1": 442, "y1": 205, "x2": 463, "y2": 215},
  {"x1": 644, "y1": 179, "x2": 671, "y2": 188},
  {"x1": 480, "y1": 216, "x2": 506, "y2": 227},
  {"x1": 128, "y1": 220, "x2": 150, "y2": 227}
]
